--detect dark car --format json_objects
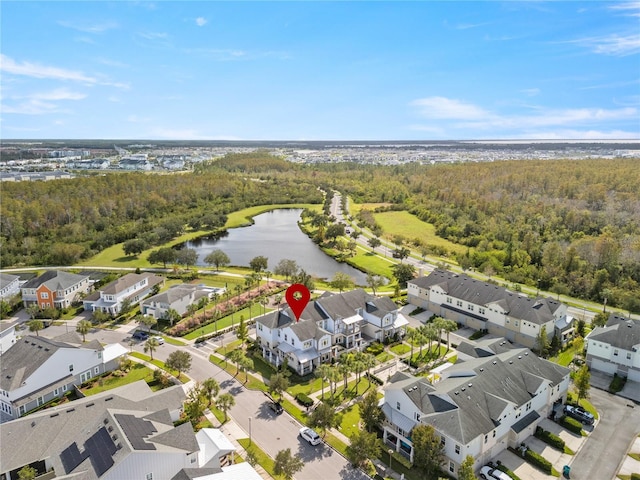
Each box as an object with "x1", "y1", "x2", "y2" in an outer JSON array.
[
  {"x1": 564, "y1": 405, "x2": 594, "y2": 425},
  {"x1": 132, "y1": 330, "x2": 149, "y2": 341},
  {"x1": 269, "y1": 401, "x2": 284, "y2": 415}
]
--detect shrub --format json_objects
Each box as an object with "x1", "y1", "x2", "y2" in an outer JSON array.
[
  {"x1": 535, "y1": 426, "x2": 565, "y2": 451},
  {"x1": 469, "y1": 329, "x2": 488, "y2": 340},
  {"x1": 559, "y1": 415, "x2": 583, "y2": 435},
  {"x1": 631, "y1": 473, "x2": 640, "y2": 480},
  {"x1": 295, "y1": 392, "x2": 314, "y2": 407},
  {"x1": 608, "y1": 373, "x2": 626, "y2": 393},
  {"x1": 524, "y1": 448, "x2": 553, "y2": 474},
  {"x1": 365, "y1": 342, "x2": 385, "y2": 356},
  {"x1": 365, "y1": 372, "x2": 383, "y2": 386}
]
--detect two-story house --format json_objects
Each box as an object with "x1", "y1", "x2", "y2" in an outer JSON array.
[
  {"x1": 381, "y1": 343, "x2": 570, "y2": 478},
  {"x1": 0, "y1": 334, "x2": 127, "y2": 423},
  {"x1": 408, "y1": 270, "x2": 571, "y2": 349},
  {"x1": 0, "y1": 273, "x2": 20, "y2": 300},
  {"x1": 256, "y1": 289, "x2": 408, "y2": 375},
  {"x1": 84, "y1": 273, "x2": 165, "y2": 316},
  {"x1": 0, "y1": 380, "x2": 263, "y2": 480},
  {"x1": 21, "y1": 270, "x2": 91, "y2": 309},
  {"x1": 141, "y1": 284, "x2": 224, "y2": 320},
  {"x1": 586, "y1": 314, "x2": 640, "y2": 382}
]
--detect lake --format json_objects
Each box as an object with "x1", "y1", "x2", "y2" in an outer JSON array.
[{"x1": 186, "y1": 209, "x2": 368, "y2": 284}]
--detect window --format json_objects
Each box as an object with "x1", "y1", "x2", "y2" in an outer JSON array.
[
  {"x1": 146, "y1": 473, "x2": 153, "y2": 480},
  {"x1": 63, "y1": 384, "x2": 68, "y2": 392},
  {"x1": 492, "y1": 430, "x2": 496, "y2": 438},
  {"x1": 258, "y1": 324, "x2": 263, "y2": 331},
  {"x1": 69, "y1": 364, "x2": 74, "y2": 372},
  {"x1": 456, "y1": 300, "x2": 463, "y2": 307},
  {"x1": 54, "y1": 388, "x2": 59, "y2": 396},
  {"x1": 415, "y1": 412, "x2": 421, "y2": 422},
  {"x1": 190, "y1": 454, "x2": 197, "y2": 464},
  {"x1": 479, "y1": 307, "x2": 486, "y2": 314},
  {"x1": 396, "y1": 402, "x2": 401, "y2": 410},
  {"x1": 449, "y1": 461, "x2": 455, "y2": 473},
  {"x1": 284, "y1": 334, "x2": 288, "y2": 341},
  {"x1": 455, "y1": 444, "x2": 460, "y2": 454},
  {"x1": 614, "y1": 349, "x2": 619, "y2": 356},
  {"x1": 627, "y1": 353, "x2": 632, "y2": 360},
  {"x1": 19, "y1": 405, "x2": 26, "y2": 415},
  {"x1": 41, "y1": 292, "x2": 49, "y2": 299},
  {"x1": 38, "y1": 397, "x2": 44, "y2": 406},
  {"x1": 94, "y1": 367, "x2": 100, "y2": 375},
  {"x1": 484, "y1": 435, "x2": 488, "y2": 444},
  {"x1": 467, "y1": 305, "x2": 474, "y2": 312},
  {"x1": 446, "y1": 297, "x2": 452, "y2": 304},
  {"x1": 97, "y1": 352, "x2": 102, "y2": 359},
  {"x1": 398, "y1": 428, "x2": 406, "y2": 437}
]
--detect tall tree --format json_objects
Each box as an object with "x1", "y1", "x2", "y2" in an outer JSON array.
[
  {"x1": 536, "y1": 325, "x2": 551, "y2": 358},
  {"x1": 183, "y1": 382, "x2": 207, "y2": 427},
  {"x1": 163, "y1": 308, "x2": 181, "y2": 326},
  {"x1": 249, "y1": 255, "x2": 268, "y2": 273},
  {"x1": 315, "y1": 363, "x2": 332, "y2": 400},
  {"x1": 176, "y1": 248, "x2": 198, "y2": 266},
  {"x1": 274, "y1": 259, "x2": 298, "y2": 282},
  {"x1": 216, "y1": 392, "x2": 235, "y2": 422},
  {"x1": 236, "y1": 316, "x2": 248, "y2": 344},
  {"x1": 392, "y1": 263, "x2": 416, "y2": 288},
  {"x1": 202, "y1": 377, "x2": 220, "y2": 407},
  {"x1": 308, "y1": 402, "x2": 338, "y2": 438},
  {"x1": 137, "y1": 314, "x2": 157, "y2": 333},
  {"x1": 346, "y1": 430, "x2": 380, "y2": 470},
  {"x1": 574, "y1": 365, "x2": 591, "y2": 401},
  {"x1": 148, "y1": 247, "x2": 177, "y2": 268},
  {"x1": 144, "y1": 337, "x2": 159, "y2": 360},
  {"x1": 412, "y1": 424, "x2": 444, "y2": 480},
  {"x1": 27, "y1": 319, "x2": 44, "y2": 337},
  {"x1": 359, "y1": 390, "x2": 384, "y2": 432},
  {"x1": 368, "y1": 236, "x2": 381, "y2": 253},
  {"x1": 330, "y1": 272, "x2": 354, "y2": 293},
  {"x1": 392, "y1": 246, "x2": 411, "y2": 263},
  {"x1": 273, "y1": 448, "x2": 304, "y2": 480},
  {"x1": 269, "y1": 372, "x2": 289, "y2": 401},
  {"x1": 165, "y1": 350, "x2": 192, "y2": 379},
  {"x1": 204, "y1": 249, "x2": 230, "y2": 271},
  {"x1": 458, "y1": 455, "x2": 478, "y2": 480},
  {"x1": 76, "y1": 319, "x2": 92, "y2": 342},
  {"x1": 366, "y1": 273, "x2": 385, "y2": 295}
]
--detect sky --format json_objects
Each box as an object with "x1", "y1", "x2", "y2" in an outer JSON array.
[{"x1": 1, "y1": 1, "x2": 639, "y2": 141}]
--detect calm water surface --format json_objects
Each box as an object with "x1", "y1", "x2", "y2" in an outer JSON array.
[{"x1": 187, "y1": 209, "x2": 368, "y2": 284}]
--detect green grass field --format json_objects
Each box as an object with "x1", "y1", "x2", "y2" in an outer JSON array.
[
  {"x1": 182, "y1": 303, "x2": 271, "y2": 340},
  {"x1": 237, "y1": 438, "x2": 279, "y2": 478},
  {"x1": 372, "y1": 210, "x2": 466, "y2": 255},
  {"x1": 82, "y1": 364, "x2": 156, "y2": 395}
]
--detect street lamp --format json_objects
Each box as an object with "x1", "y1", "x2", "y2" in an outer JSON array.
[
  {"x1": 388, "y1": 449, "x2": 393, "y2": 471},
  {"x1": 249, "y1": 417, "x2": 252, "y2": 445}
]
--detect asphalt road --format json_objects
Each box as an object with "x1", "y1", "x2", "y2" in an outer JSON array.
[{"x1": 569, "y1": 388, "x2": 640, "y2": 480}]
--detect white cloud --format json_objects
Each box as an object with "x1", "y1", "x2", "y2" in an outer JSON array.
[
  {"x1": 137, "y1": 31, "x2": 169, "y2": 40},
  {"x1": 410, "y1": 97, "x2": 490, "y2": 120},
  {"x1": 0, "y1": 54, "x2": 97, "y2": 83},
  {"x1": 2, "y1": 88, "x2": 86, "y2": 115},
  {"x1": 27, "y1": 89, "x2": 87, "y2": 101},
  {"x1": 563, "y1": 33, "x2": 640, "y2": 56},
  {"x1": 58, "y1": 20, "x2": 119, "y2": 33},
  {"x1": 196, "y1": 17, "x2": 207, "y2": 27},
  {"x1": 520, "y1": 88, "x2": 540, "y2": 97},
  {"x1": 520, "y1": 129, "x2": 640, "y2": 140},
  {"x1": 608, "y1": 2, "x2": 640, "y2": 17}
]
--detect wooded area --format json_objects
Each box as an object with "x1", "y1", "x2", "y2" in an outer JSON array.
[{"x1": 1, "y1": 153, "x2": 639, "y2": 312}]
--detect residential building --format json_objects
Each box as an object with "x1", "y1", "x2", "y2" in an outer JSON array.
[
  {"x1": 381, "y1": 342, "x2": 570, "y2": 478},
  {"x1": 0, "y1": 380, "x2": 262, "y2": 480},
  {"x1": 21, "y1": 270, "x2": 91, "y2": 309},
  {"x1": 586, "y1": 314, "x2": 640, "y2": 382},
  {"x1": 0, "y1": 323, "x2": 17, "y2": 355},
  {"x1": 0, "y1": 273, "x2": 20, "y2": 300},
  {"x1": 408, "y1": 269, "x2": 572, "y2": 349},
  {"x1": 141, "y1": 284, "x2": 225, "y2": 320},
  {"x1": 256, "y1": 289, "x2": 408, "y2": 375},
  {"x1": 84, "y1": 273, "x2": 165, "y2": 316},
  {"x1": 0, "y1": 334, "x2": 127, "y2": 423}
]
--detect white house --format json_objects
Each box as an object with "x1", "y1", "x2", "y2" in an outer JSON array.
[
  {"x1": 586, "y1": 314, "x2": 640, "y2": 382},
  {"x1": 0, "y1": 273, "x2": 20, "y2": 300},
  {"x1": 256, "y1": 289, "x2": 408, "y2": 375},
  {"x1": 21, "y1": 270, "x2": 91, "y2": 309},
  {"x1": 0, "y1": 380, "x2": 263, "y2": 480},
  {"x1": 141, "y1": 284, "x2": 224, "y2": 320},
  {"x1": 408, "y1": 269, "x2": 571, "y2": 349},
  {"x1": 381, "y1": 342, "x2": 570, "y2": 478},
  {"x1": 0, "y1": 323, "x2": 17, "y2": 355},
  {"x1": 84, "y1": 273, "x2": 165, "y2": 316},
  {"x1": 0, "y1": 334, "x2": 127, "y2": 423}
]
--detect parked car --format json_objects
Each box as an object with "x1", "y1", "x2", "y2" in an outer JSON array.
[
  {"x1": 299, "y1": 427, "x2": 321, "y2": 446},
  {"x1": 132, "y1": 330, "x2": 149, "y2": 341},
  {"x1": 152, "y1": 335, "x2": 164, "y2": 345},
  {"x1": 564, "y1": 404, "x2": 594, "y2": 425},
  {"x1": 268, "y1": 401, "x2": 284, "y2": 415},
  {"x1": 479, "y1": 466, "x2": 512, "y2": 480}
]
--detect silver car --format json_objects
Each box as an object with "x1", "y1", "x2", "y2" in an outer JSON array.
[{"x1": 299, "y1": 427, "x2": 321, "y2": 446}]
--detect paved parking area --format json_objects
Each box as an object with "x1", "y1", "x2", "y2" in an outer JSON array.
[{"x1": 620, "y1": 380, "x2": 640, "y2": 403}]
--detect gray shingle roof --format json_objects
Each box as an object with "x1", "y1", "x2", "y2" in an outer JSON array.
[
  {"x1": 100, "y1": 273, "x2": 164, "y2": 295},
  {"x1": 22, "y1": 270, "x2": 89, "y2": 291},
  {"x1": 0, "y1": 273, "x2": 19, "y2": 289},
  {"x1": 588, "y1": 315, "x2": 640, "y2": 351}
]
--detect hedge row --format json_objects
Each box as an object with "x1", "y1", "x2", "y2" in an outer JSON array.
[
  {"x1": 524, "y1": 448, "x2": 553, "y2": 474},
  {"x1": 535, "y1": 426, "x2": 566, "y2": 451},
  {"x1": 365, "y1": 372, "x2": 384, "y2": 386},
  {"x1": 295, "y1": 393, "x2": 314, "y2": 407},
  {"x1": 631, "y1": 473, "x2": 640, "y2": 480},
  {"x1": 559, "y1": 415, "x2": 583, "y2": 435}
]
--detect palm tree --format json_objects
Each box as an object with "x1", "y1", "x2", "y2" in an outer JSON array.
[
  {"x1": 76, "y1": 319, "x2": 92, "y2": 342},
  {"x1": 144, "y1": 337, "x2": 159, "y2": 360},
  {"x1": 202, "y1": 378, "x2": 220, "y2": 407},
  {"x1": 362, "y1": 353, "x2": 377, "y2": 388},
  {"x1": 27, "y1": 319, "x2": 44, "y2": 337},
  {"x1": 217, "y1": 393, "x2": 235, "y2": 422},
  {"x1": 338, "y1": 355, "x2": 353, "y2": 391},
  {"x1": 315, "y1": 364, "x2": 332, "y2": 400}
]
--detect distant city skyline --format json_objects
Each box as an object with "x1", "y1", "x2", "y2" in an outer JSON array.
[{"x1": 2, "y1": 1, "x2": 639, "y2": 141}]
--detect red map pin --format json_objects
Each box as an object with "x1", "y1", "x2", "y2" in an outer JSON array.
[{"x1": 285, "y1": 283, "x2": 311, "y2": 322}]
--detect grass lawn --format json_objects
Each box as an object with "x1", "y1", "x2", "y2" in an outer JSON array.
[
  {"x1": 390, "y1": 343, "x2": 411, "y2": 356},
  {"x1": 216, "y1": 340, "x2": 243, "y2": 355},
  {"x1": 129, "y1": 352, "x2": 190, "y2": 383},
  {"x1": 82, "y1": 364, "x2": 156, "y2": 395},
  {"x1": 281, "y1": 397, "x2": 308, "y2": 425},
  {"x1": 347, "y1": 247, "x2": 394, "y2": 279},
  {"x1": 552, "y1": 344, "x2": 579, "y2": 367},
  {"x1": 158, "y1": 335, "x2": 187, "y2": 346},
  {"x1": 209, "y1": 354, "x2": 269, "y2": 392},
  {"x1": 373, "y1": 210, "x2": 466, "y2": 255},
  {"x1": 288, "y1": 375, "x2": 324, "y2": 397},
  {"x1": 237, "y1": 438, "x2": 279, "y2": 479},
  {"x1": 376, "y1": 352, "x2": 394, "y2": 363},
  {"x1": 183, "y1": 304, "x2": 270, "y2": 340},
  {"x1": 337, "y1": 404, "x2": 361, "y2": 439},
  {"x1": 324, "y1": 431, "x2": 349, "y2": 457}
]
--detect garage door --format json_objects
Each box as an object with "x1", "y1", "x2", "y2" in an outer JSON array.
[
  {"x1": 591, "y1": 358, "x2": 617, "y2": 375},
  {"x1": 628, "y1": 369, "x2": 640, "y2": 382}
]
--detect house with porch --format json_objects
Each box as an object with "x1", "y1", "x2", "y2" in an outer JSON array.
[
  {"x1": 0, "y1": 273, "x2": 21, "y2": 300},
  {"x1": 407, "y1": 269, "x2": 572, "y2": 349},
  {"x1": 381, "y1": 344, "x2": 570, "y2": 478},
  {"x1": 83, "y1": 273, "x2": 164, "y2": 316},
  {"x1": 141, "y1": 284, "x2": 225, "y2": 320},
  {"x1": 586, "y1": 314, "x2": 640, "y2": 382},
  {"x1": 256, "y1": 289, "x2": 408, "y2": 375},
  {"x1": 0, "y1": 334, "x2": 127, "y2": 423},
  {"x1": 21, "y1": 270, "x2": 91, "y2": 309}
]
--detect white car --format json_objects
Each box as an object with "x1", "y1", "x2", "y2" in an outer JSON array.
[
  {"x1": 479, "y1": 466, "x2": 511, "y2": 480},
  {"x1": 152, "y1": 335, "x2": 165, "y2": 345},
  {"x1": 299, "y1": 427, "x2": 321, "y2": 446}
]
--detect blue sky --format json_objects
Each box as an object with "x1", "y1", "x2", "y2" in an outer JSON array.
[{"x1": 2, "y1": 1, "x2": 639, "y2": 140}]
